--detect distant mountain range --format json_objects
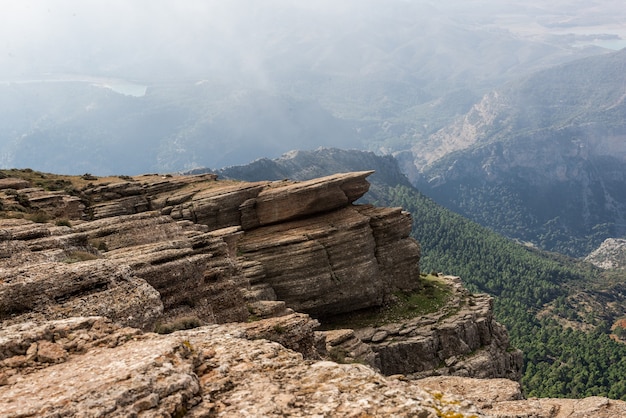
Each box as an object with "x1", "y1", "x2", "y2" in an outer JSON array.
[
  {"x1": 0, "y1": 0, "x2": 608, "y2": 176},
  {"x1": 403, "y1": 48, "x2": 626, "y2": 257}
]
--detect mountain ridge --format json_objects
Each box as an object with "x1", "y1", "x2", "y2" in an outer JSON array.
[{"x1": 405, "y1": 48, "x2": 626, "y2": 257}]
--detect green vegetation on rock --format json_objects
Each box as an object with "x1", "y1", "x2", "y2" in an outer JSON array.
[
  {"x1": 320, "y1": 274, "x2": 452, "y2": 330},
  {"x1": 377, "y1": 184, "x2": 626, "y2": 400}
]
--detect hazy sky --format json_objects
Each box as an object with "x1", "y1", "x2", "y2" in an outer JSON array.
[
  {"x1": 0, "y1": 0, "x2": 365, "y2": 81},
  {"x1": 1, "y1": 1, "x2": 241, "y2": 79},
  {"x1": 1, "y1": 0, "x2": 625, "y2": 82}
]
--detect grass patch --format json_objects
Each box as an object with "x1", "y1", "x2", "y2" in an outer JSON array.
[
  {"x1": 319, "y1": 275, "x2": 452, "y2": 330},
  {"x1": 26, "y1": 210, "x2": 50, "y2": 223},
  {"x1": 56, "y1": 218, "x2": 72, "y2": 227}
]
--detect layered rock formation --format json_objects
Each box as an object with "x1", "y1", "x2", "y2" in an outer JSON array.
[
  {"x1": 2, "y1": 170, "x2": 618, "y2": 416},
  {"x1": 342, "y1": 276, "x2": 523, "y2": 381},
  {"x1": 2, "y1": 171, "x2": 423, "y2": 325}
]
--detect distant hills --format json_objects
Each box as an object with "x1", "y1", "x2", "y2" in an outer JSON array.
[
  {"x1": 0, "y1": 82, "x2": 360, "y2": 175},
  {"x1": 0, "y1": 0, "x2": 609, "y2": 176},
  {"x1": 0, "y1": 3, "x2": 624, "y2": 259},
  {"x1": 405, "y1": 48, "x2": 626, "y2": 257}
]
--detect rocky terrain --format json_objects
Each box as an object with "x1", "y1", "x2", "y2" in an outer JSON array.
[
  {"x1": 1, "y1": 169, "x2": 625, "y2": 416},
  {"x1": 586, "y1": 238, "x2": 626, "y2": 270}
]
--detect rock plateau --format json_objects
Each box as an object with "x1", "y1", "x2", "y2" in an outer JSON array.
[{"x1": 1, "y1": 170, "x2": 624, "y2": 416}]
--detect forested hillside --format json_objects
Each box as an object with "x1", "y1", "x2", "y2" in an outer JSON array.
[{"x1": 379, "y1": 184, "x2": 626, "y2": 399}]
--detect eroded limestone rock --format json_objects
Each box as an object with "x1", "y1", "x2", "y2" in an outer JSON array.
[
  {"x1": 0, "y1": 317, "x2": 487, "y2": 417},
  {"x1": 239, "y1": 170, "x2": 373, "y2": 229},
  {"x1": 417, "y1": 376, "x2": 626, "y2": 418},
  {"x1": 238, "y1": 205, "x2": 421, "y2": 316},
  {"x1": 323, "y1": 276, "x2": 523, "y2": 381},
  {"x1": 1, "y1": 171, "x2": 523, "y2": 405},
  {"x1": 0, "y1": 257, "x2": 162, "y2": 330}
]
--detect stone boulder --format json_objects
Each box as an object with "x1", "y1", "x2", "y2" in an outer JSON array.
[{"x1": 239, "y1": 170, "x2": 373, "y2": 229}]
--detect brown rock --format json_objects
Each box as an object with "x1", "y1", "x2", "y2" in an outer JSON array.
[
  {"x1": 0, "y1": 178, "x2": 30, "y2": 190},
  {"x1": 489, "y1": 396, "x2": 626, "y2": 417},
  {"x1": 171, "y1": 182, "x2": 267, "y2": 230},
  {"x1": 181, "y1": 324, "x2": 485, "y2": 417},
  {"x1": 0, "y1": 324, "x2": 201, "y2": 417},
  {"x1": 417, "y1": 376, "x2": 523, "y2": 409},
  {"x1": 237, "y1": 204, "x2": 422, "y2": 317},
  {"x1": 3, "y1": 212, "x2": 250, "y2": 327},
  {"x1": 241, "y1": 313, "x2": 321, "y2": 359},
  {"x1": 0, "y1": 259, "x2": 163, "y2": 330},
  {"x1": 238, "y1": 206, "x2": 385, "y2": 316},
  {"x1": 319, "y1": 328, "x2": 380, "y2": 369},
  {"x1": 240, "y1": 171, "x2": 374, "y2": 229},
  {"x1": 0, "y1": 318, "x2": 487, "y2": 417},
  {"x1": 365, "y1": 278, "x2": 522, "y2": 381},
  {"x1": 35, "y1": 341, "x2": 68, "y2": 363}
]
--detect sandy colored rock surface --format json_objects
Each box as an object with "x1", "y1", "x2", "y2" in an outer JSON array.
[{"x1": 0, "y1": 316, "x2": 486, "y2": 417}]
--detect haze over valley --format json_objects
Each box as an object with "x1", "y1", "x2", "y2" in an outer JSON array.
[{"x1": 1, "y1": 0, "x2": 624, "y2": 174}]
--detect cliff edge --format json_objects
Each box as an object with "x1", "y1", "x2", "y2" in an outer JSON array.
[{"x1": 1, "y1": 170, "x2": 623, "y2": 416}]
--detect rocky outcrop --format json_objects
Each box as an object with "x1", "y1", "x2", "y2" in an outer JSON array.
[
  {"x1": 238, "y1": 170, "x2": 373, "y2": 229},
  {"x1": 0, "y1": 316, "x2": 486, "y2": 418},
  {"x1": 0, "y1": 213, "x2": 248, "y2": 328},
  {"x1": 2, "y1": 316, "x2": 623, "y2": 417},
  {"x1": 372, "y1": 292, "x2": 523, "y2": 380},
  {"x1": 0, "y1": 177, "x2": 31, "y2": 190},
  {"x1": 0, "y1": 170, "x2": 537, "y2": 415},
  {"x1": 1, "y1": 171, "x2": 422, "y2": 326},
  {"x1": 237, "y1": 204, "x2": 421, "y2": 316},
  {"x1": 0, "y1": 258, "x2": 163, "y2": 330},
  {"x1": 81, "y1": 170, "x2": 374, "y2": 231},
  {"x1": 585, "y1": 238, "x2": 626, "y2": 270},
  {"x1": 418, "y1": 376, "x2": 626, "y2": 418},
  {"x1": 320, "y1": 276, "x2": 523, "y2": 381}
]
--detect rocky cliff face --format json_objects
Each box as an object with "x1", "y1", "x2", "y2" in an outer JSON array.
[
  {"x1": 346, "y1": 276, "x2": 522, "y2": 381},
  {"x1": 585, "y1": 238, "x2": 626, "y2": 270},
  {"x1": 1, "y1": 170, "x2": 621, "y2": 416},
  {"x1": 2, "y1": 171, "x2": 422, "y2": 325}
]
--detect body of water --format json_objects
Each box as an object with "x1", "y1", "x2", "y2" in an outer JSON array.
[{"x1": 0, "y1": 75, "x2": 147, "y2": 97}]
